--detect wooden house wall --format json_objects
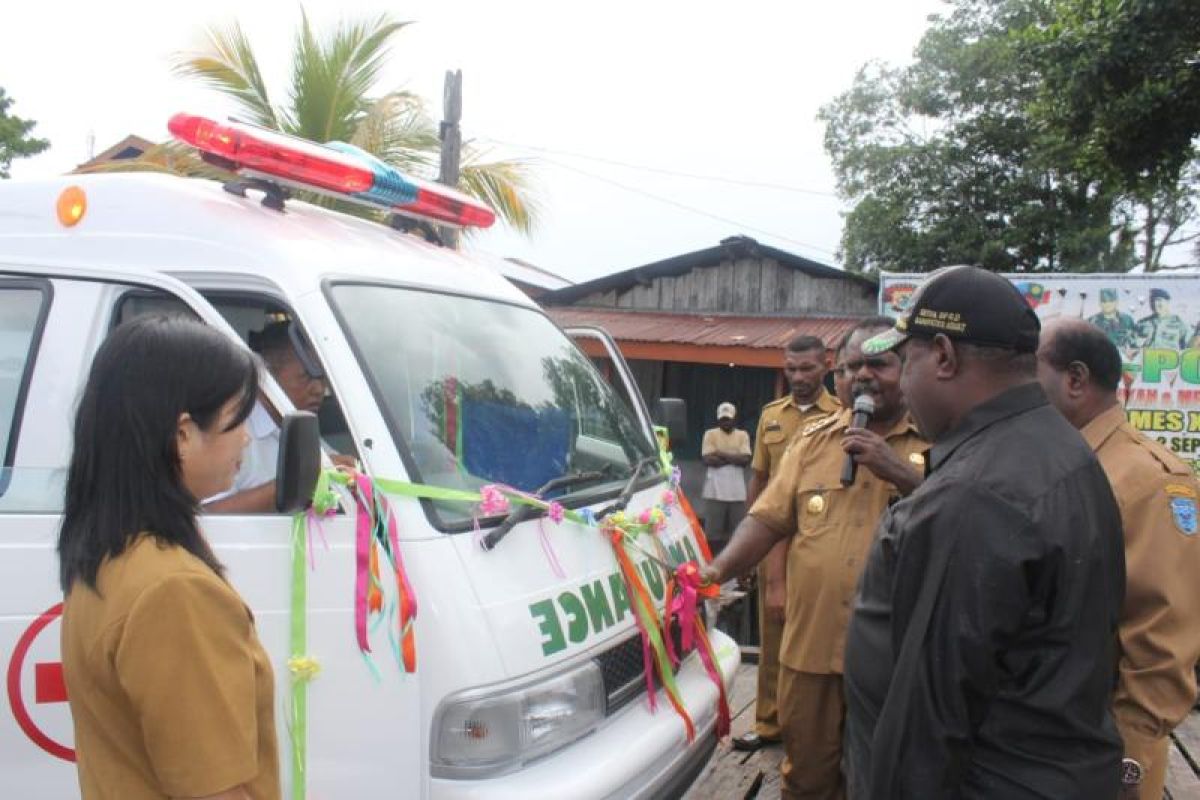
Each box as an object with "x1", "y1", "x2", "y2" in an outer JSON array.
[{"x1": 566, "y1": 258, "x2": 874, "y2": 316}]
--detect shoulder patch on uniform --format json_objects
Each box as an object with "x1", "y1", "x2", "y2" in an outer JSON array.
[
  {"x1": 1169, "y1": 495, "x2": 1198, "y2": 536},
  {"x1": 1165, "y1": 482, "x2": 1198, "y2": 500},
  {"x1": 802, "y1": 414, "x2": 838, "y2": 437}
]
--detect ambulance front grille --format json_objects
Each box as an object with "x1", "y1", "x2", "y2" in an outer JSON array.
[{"x1": 594, "y1": 616, "x2": 698, "y2": 717}]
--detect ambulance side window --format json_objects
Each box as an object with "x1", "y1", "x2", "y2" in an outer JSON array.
[{"x1": 0, "y1": 281, "x2": 51, "y2": 497}]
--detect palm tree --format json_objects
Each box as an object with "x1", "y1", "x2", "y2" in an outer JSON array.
[{"x1": 166, "y1": 12, "x2": 539, "y2": 234}]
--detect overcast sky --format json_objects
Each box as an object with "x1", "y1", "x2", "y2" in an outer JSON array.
[{"x1": 4, "y1": 1, "x2": 947, "y2": 282}]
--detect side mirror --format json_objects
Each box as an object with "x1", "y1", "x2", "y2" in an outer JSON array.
[
  {"x1": 276, "y1": 411, "x2": 321, "y2": 513},
  {"x1": 652, "y1": 397, "x2": 688, "y2": 448}
]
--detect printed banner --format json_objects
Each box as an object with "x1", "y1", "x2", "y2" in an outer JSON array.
[{"x1": 879, "y1": 273, "x2": 1200, "y2": 473}]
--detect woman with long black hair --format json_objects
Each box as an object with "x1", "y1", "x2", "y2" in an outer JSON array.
[{"x1": 58, "y1": 315, "x2": 280, "y2": 800}]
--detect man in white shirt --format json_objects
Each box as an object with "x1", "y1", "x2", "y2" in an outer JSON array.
[
  {"x1": 701, "y1": 402, "x2": 752, "y2": 555},
  {"x1": 207, "y1": 321, "x2": 346, "y2": 513}
]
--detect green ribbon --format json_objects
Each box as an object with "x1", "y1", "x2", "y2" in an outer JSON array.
[{"x1": 287, "y1": 514, "x2": 309, "y2": 800}]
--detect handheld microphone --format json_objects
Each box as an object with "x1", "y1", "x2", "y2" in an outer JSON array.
[{"x1": 841, "y1": 394, "x2": 876, "y2": 486}]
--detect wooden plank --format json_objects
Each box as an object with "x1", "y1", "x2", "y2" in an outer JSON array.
[
  {"x1": 771, "y1": 259, "x2": 792, "y2": 313},
  {"x1": 687, "y1": 268, "x2": 703, "y2": 311},
  {"x1": 1166, "y1": 733, "x2": 1200, "y2": 799},
  {"x1": 1170, "y1": 709, "x2": 1200, "y2": 759},
  {"x1": 731, "y1": 258, "x2": 753, "y2": 313},
  {"x1": 687, "y1": 663, "x2": 785, "y2": 800},
  {"x1": 717, "y1": 260, "x2": 734, "y2": 310},
  {"x1": 788, "y1": 271, "x2": 808, "y2": 314},
  {"x1": 763, "y1": 261, "x2": 782, "y2": 314},
  {"x1": 675, "y1": 270, "x2": 692, "y2": 311},
  {"x1": 746, "y1": 259, "x2": 764, "y2": 315},
  {"x1": 1167, "y1": 710, "x2": 1200, "y2": 799},
  {"x1": 701, "y1": 264, "x2": 720, "y2": 312}
]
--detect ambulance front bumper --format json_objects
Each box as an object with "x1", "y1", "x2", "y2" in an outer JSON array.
[{"x1": 429, "y1": 628, "x2": 740, "y2": 800}]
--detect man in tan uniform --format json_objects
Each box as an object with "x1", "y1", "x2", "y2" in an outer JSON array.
[
  {"x1": 733, "y1": 334, "x2": 840, "y2": 752},
  {"x1": 1038, "y1": 318, "x2": 1200, "y2": 799},
  {"x1": 704, "y1": 318, "x2": 926, "y2": 798}
]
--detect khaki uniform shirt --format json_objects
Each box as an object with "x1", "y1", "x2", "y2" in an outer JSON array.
[
  {"x1": 749, "y1": 409, "x2": 927, "y2": 674},
  {"x1": 750, "y1": 389, "x2": 841, "y2": 478},
  {"x1": 1083, "y1": 406, "x2": 1200, "y2": 765},
  {"x1": 62, "y1": 536, "x2": 280, "y2": 800}
]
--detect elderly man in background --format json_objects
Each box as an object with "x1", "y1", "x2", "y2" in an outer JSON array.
[{"x1": 700, "y1": 402, "x2": 752, "y2": 556}]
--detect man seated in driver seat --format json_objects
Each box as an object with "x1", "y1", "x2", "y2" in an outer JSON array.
[{"x1": 206, "y1": 320, "x2": 352, "y2": 513}]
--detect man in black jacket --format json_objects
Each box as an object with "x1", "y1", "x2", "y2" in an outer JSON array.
[{"x1": 844, "y1": 266, "x2": 1125, "y2": 799}]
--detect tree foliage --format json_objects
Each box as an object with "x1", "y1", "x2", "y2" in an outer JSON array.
[
  {"x1": 822, "y1": 0, "x2": 1199, "y2": 273},
  {"x1": 0, "y1": 88, "x2": 50, "y2": 179},
  {"x1": 161, "y1": 12, "x2": 539, "y2": 235}
]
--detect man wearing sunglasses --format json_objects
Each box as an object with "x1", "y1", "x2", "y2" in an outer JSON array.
[{"x1": 701, "y1": 316, "x2": 926, "y2": 799}]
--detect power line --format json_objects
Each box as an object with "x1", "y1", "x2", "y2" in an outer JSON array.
[
  {"x1": 479, "y1": 136, "x2": 841, "y2": 198},
  {"x1": 542, "y1": 157, "x2": 838, "y2": 259}
]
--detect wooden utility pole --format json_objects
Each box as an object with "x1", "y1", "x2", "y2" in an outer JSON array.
[{"x1": 438, "y1": 69, "x2": 463, "y2": 249}]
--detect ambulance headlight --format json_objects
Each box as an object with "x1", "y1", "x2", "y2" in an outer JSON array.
[{"x1": 430, "y1": 661, "x2": 606, "y2": 778}]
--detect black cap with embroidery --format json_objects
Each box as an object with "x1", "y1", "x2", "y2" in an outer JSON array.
[{"x1": 863, "y1": 266, "x2": 1040, "y2": 356}]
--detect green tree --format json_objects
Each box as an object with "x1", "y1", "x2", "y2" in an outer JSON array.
[
  {"x1": 1027, "y1": 0, "x2": 1200, "y2": 270},
  {"x1": 822, "y1": 0, "x2": 1196, "y2": 274},
  {"x1": 1031, "y1": 0, "x2": 1200, "y2": 187},
  {"x1": 170, "y1": 12, "x2": 539, "y2": 234},
  {"x1": 0, "y1": 88, "x2": 50, "y2": 179}
]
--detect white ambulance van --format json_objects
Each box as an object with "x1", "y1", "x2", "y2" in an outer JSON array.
[{"x1": 0, "y1": 116, "x2": 737, "y2": 798}]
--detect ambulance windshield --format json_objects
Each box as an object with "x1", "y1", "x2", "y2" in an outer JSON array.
[{"x1": 328, "y1": 284, "x2": 658, "y2": 528}]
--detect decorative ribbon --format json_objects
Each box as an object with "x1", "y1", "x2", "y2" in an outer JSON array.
[
  {"x1": 667, "y1": 562, "x2": 729, "y2": 738},
  {"x1": 287, "y1": 513, "x2": 311, "y2": 800},
  {"x1": 285, "y1": 432, "x2": 720, "y2": 786},
  {"x1": 285, "y1": 467, "x2": 344, "y2": 800},
  {"x1": 350, "y1": 473, "x2": 418, "y2": 674},
  {"x1": 607, "y1": 523, "x2": 696, "y2": 742}
]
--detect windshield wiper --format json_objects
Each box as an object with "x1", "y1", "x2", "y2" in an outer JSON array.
[
  {"x1": 592, "y1": 454, "x2": 661, "y2": 522},
  {"x1": 480, "y1": 469, "x2": 610, "y2": 551}
]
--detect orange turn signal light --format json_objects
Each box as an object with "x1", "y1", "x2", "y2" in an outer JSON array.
[{"x1": 56, "y1": 186, "x2": 87, "y2": 227}]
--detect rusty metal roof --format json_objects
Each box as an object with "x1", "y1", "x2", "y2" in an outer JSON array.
[{"x1": 545, "y1": 307, "x2": 861, "y2": 350}]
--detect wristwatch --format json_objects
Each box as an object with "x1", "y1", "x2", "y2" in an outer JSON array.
[{"x1": 1121, "y1": 757, "x2": 1143, "y2": 787}]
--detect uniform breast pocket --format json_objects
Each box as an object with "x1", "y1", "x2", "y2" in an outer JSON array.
[
  {"x1": 796, "y1": 486, "x2": 843, "y2": 541},
  {"x1": 761, "y1": 428, "x2": 788, "y2": 448}
]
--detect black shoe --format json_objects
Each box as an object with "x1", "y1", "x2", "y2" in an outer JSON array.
[{"x1": 731, "y1": 732, "x2": 781, "y2": 752}]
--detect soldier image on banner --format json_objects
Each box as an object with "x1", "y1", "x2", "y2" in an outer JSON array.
[
  {"x1": 1089, "y1": 288, "x2": 1137, "y2": 349},
  {"x1": 1136, "y1": 289, "x2": 1189, "y2": 351},
  {"x1": 878, "y1": 274, "x2": 1200, "y2": 477}
]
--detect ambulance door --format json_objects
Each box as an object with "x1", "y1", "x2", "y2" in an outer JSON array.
[
  {"x1": 565, "y1": 326, "x2": 655, "y2": 440},
  {"x1": 0, "y1": 267, "x2": 244, "y2": 796},
  {"x1": 0, "y1": 264, "x2": 359, "y2": 799}
]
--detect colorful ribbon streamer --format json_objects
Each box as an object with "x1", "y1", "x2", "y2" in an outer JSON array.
[
  {"x1": 349, "y1": 473, "x2": 419, "y2": 674},
  {"x1": 607, "y1": 522, "x2": 696, "y2": 742},
  {"x1": 284, "y1": 439, "x2": 723, "y2": 791},
  {"x1": 667, "y1": 562, "x2": 730, "y2": 738}
]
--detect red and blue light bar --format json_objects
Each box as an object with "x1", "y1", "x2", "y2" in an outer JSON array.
[{"x1": 167, "y1": 113, "x2": 496, "y2": 229}]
